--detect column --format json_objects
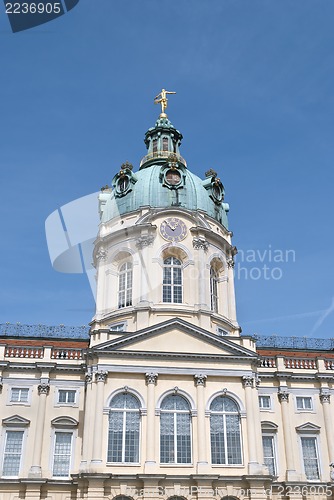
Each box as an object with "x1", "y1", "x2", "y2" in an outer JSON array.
[
  {"x1": 277, "y1": 389, "x2": 298, "y2": 481},
  {"x1": 91, "y1": 371, "x2": 108, "y2": 466},
  {"x1": 80, "y1": 372, "x2": 95, "y2": 471},
  {"x1": 29, "y1": 383, "x2": 50, "y2": 477},
  {"x1": 95, "y1": 248, "x2": 108, "y2": 316},
  {"x1": 194, "y1": 373, "x2": 209, "y2": 473},
  {"x1": 319, "y1": 390, "x2": 334, "y2": 463},
  {"x1": 227, "y1": 258, "x2": 237, "y2": 323},
  {"x1": 242, "y1": 376, "x2": 261, "y2": 474},
  {"x1": 144, "y1": 372, "x2": 158, "y2": 472}
]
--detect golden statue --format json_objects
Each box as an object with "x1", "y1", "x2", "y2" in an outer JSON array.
[{"x1": 154, "y1": 88, "x2": 176, "y2": 116}]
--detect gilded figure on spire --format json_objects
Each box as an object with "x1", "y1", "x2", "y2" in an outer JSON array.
[{"x1": 154, "y1": 88, "x2": 176, "y2": 116}]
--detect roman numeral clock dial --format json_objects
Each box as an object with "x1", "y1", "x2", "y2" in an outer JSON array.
[{"x1": 160, "y1": 218, "x2": 187, "y2": 242}]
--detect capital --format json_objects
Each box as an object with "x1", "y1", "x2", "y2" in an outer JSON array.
[
  {"x1": 38, "y1": 383, "x2": 50, "y2": 395},
  {"x1": 227, "y1": 258, "x2": 235, "y2": 269},
  {"x1": 194, "y1": 373, "x2": 207, "y2": 386},
  {"x1": 145, "y1": 372, "x2": 158, "y2": 385},
  {"x1": 96, "y1": 247, "x2": 108, "y2": 261},
  {"x1": 242, "y1": 375, "x2": 254, "y2": 388},
  {"x1": 277, "y1": 389, "x2": 289, "y2": 402},
  {"x1": 192, "y1": 237, "x2": 209, "y2": 251},
  {"x1": 320, "y1": 389, "x2": 331, "y2": 404},
  {"x1": 85, "y1": 372, "x2": 93, "y2": 384},
  {"x1": 95, "y1": 371, "x2": 108, "y2": 383}
]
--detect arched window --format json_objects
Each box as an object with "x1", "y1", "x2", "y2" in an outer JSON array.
[
  {"x1": 160, "y1": 395, "x2": 191, "y2": 464},
  {"x1": 108, "y1": 393, "x2": 140, "y2": 463},
  {"x1": 163, "y1": 257, "x2": 182, "y2": 303},
  {"x1": 210, "y1": 266, "x2": 219, "y2": 313},
  {"x1": 210, "y1": 396, "x2": 242, "y2": 465},
  {"x1": 118, "y1": 262, "x2": 132, "y2": 308}
]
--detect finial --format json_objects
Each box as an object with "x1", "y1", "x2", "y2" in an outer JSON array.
[
  {"x1": 205, "y1": 168, "x2": 217, "y2": 178},
  {"x1": 154, "y1": 88, "x2": 176, "y2": 117}
]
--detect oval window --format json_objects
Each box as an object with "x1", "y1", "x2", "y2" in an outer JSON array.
[{"x1": 165, "y1": 169, "x2": 181, "y2": 186}]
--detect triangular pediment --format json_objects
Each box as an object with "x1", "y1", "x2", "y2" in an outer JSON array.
[
  {"x1": 94, "y1": 318, "x2": 257, "y2": 359},
  {"x1": 296, "y1": 422, "x2": 321, "y2": 433},
  {"x1": 3, "y1": 415, "x2": 30, "y2": 427}
]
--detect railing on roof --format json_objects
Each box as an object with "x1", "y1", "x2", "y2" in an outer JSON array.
[
  {"x1": 253, "y1": 334, "x2": 334, "y2": 351},
  {"x1": 0, "y1": 323, "x2": 89, "y2": 339}
]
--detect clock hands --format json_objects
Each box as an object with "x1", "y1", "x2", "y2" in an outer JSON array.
[{"x1": 164, "y1": 218, "x2": 179, "y2": 231}]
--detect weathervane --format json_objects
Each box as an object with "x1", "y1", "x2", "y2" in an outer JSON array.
[{"x1": 154, "y1": 88, "x2": 176, "y2": 117}]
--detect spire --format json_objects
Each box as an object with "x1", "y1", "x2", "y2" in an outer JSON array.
[{"x1": 140, "y1": 89, "x2": 186, "y2": 169}]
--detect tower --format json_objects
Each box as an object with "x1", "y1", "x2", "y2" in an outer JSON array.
[{"x1": 91, "y1": 96, "x2": 239, "y2": 344}]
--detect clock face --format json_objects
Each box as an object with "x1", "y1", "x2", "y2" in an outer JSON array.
[{"x1": 160, "y1": 218, "x2": 187, "y2": 242}]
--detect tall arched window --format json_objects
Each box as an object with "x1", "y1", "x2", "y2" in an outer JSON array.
[
  {"x1": 118, "y1": 262, "x2": 132, "y2": 308},
  {"x1": 210, "y1": 396, "x2": 242, "y2": 465},
  {"x1": 163, "y1": 257, "x2": 182, "y2": 303},
  {"x1": 108, "y1": 393, "x2": 140, "y2": 463},
  {"x1": 160, "y1": 395, "x2": 191, "y2": 464},
  {"x1": 210, "y1": 266, "x2": 219, "y2": 313}
]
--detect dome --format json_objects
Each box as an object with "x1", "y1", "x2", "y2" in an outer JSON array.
[{"x1": 99, "y1": 115, "x2": 229, "y2": 228}]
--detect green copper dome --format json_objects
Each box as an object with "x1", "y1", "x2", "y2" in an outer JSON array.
[{"x1": 99, "y1": 116, "x2": 229, "y2": 228}]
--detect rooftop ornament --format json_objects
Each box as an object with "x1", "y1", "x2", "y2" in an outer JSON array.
[{"x1": 154, "y1": 88, "x2": 176, "y2": 118}]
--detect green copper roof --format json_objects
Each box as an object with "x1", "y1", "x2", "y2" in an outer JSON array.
[
  {"x1": 100, "y1": 164, "x2": 229, "y2": 228},
  {"x1": 99, "y1": 117, "x2": 229, "y2": 227}
]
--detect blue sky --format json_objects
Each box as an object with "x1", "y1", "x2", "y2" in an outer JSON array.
[{"x1": 0, "y1": 0, "x2": 333, "y2": 338}]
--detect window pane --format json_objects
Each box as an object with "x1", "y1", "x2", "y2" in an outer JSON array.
[
  {"x1": 225, "y1": 415, "x2": 242, "y2": 464},
  {"x1": 118, "y1": 262, "x2": 133, "y2": 308},
  {"x1": 210, "y1": 414, "x2": 225, "y2": 464},
  {"x1": 53, "y1": 432, "x2": 72, "y2": 477},
  {"x1": 176, "y1": 413, "x2": 191, "y2": 463},
  {"x1": 259, "y1": 396, "x2": 271, "y2": 409},
  {"x1": 11, "y1": 388, "x2": 29, "y2": 402},
  {"x1": 124, "y1": 412, "x2": 140, "y2": 462},
  {"x1": 296, "y1": 397, "x2": 312, "y2": 410},
  {"x1": 262, "y1": 435, "x2": 276, "y2": 475},
  {"x1": 3, "y1": 431, "x2": 23, "y2": 476},
  {"x1": 160, "y1": 413, "x2": 174, "y2": 463},
  {"x1": 301, "y1": 437, "x2": 320, "y2": 480},
  {"x1": 58, "y1": 390, "x2": 76, "y2": 403},
  {"x1": 108, "y1": 412, "x2": 123, "y2": 462}
]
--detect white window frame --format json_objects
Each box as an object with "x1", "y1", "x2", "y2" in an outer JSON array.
[
  {"x1": 51, "y1": 430, "x2": 74, "y2": 478},
  {"x1": 160, "y1": 395, "x2": 192, "y2": 465},
  {"x1": 107, "y1": 393, "x2": 141, "y2": 464},
  {"x1": 262, "y1": 433, "x2": 277, "y2": 475},
  {"x1": 162, "y1": 256, "x2": 183, "y2": 304},
  {"x1": 210, "y1": 266, "x2": 219, "y2": 313},
  {"x1": 296, "y1": 396, "x2": 313, "y2": 411},
  {"x1": 118, "y1": 261, "x2": 133, "y2": 309},
  {"x1": 1, "y1": 428, "x2": 26, "y2": 477},
  {"x1": 259, "y1": 395, "x2": 272, "y2": 410},
  {"x1": 8, "y1": 387, "x2": 30, "y2": 405},
  {"x1": 109, "y1": 321, "x2": 127, "y2": 332},
  {"x1": 300, "y1": 435, "x2": 321, "y2": 481},
  {"x1": 209, "y1": 396, "x2": 243, "y2": 466},
  {"x1": 56, "y1": 389, "x2": 77, "y2": 406}
]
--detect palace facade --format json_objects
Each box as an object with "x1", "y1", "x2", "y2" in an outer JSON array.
[{"x1": 0, "y1": 104, "x2": 333, "y2": 500}]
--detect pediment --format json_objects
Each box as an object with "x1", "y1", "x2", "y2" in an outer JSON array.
[
  {"x1": 3, "y1": 415, "x2": 30, "y2": 427},
  {"x1": 51, "y1": 416, "x2": 78, "y2": 428},
  {"x1": 94, "y1": 319, "x2": 257, "y2": 359},
  {"x1": 296, "y1": 422, "x2": 320, "y2": 433}
]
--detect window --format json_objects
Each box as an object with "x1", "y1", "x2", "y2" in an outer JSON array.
[
  {"x1": 262, "y1": 435, "x2": 276, "y2": 475},
  {"x1": 58, "y1": 390, "x2": 76, "y2": 404},
  {"x1": 162, "y1": 137, "x2": 169, "y2": 151},
  {"x1": 109, "y1": 322, "x2": 126, "y2": 332},
  {"x1": 2, "y1": 431, "x2": 24, "y2": 476},
  {"x1": 163, "y1": 257, "x2": 182, "y2": 303},
  {"x1": 301, "y1": 437, "x2": 320, "y2": 480},
  {"x1": 152, "y1": 139, "x2": 158, "y2": 153},
  {"x1": 210, "y1": 396, "x2": 242, "y2": 465},
  {"x1": 217, "y1": 326, "x2": 228, "y2": 336},
  {"x1": 296, "y1": 396, "x2": 312, "y2": 411},
  {"x1": 118, "y1": 262, "x2": 133, "y2": 308},
  {"x1": 52, "y1": 432, "x2": 72, "y2": 477},
  {"x1": 108, "y1": 393, "x2": 140, "y2": 463},
  {"x1": 160, "y1": 395, "x2": 191, "y2": 464},
  {"x1": 10, "y1": 388, "x2": 29, "y2": 403},
  {"x1": 210, "y1": 266, "x2": 219, "y2": 313},
  {"x1": 259, "y1": 395, "x2": 271, "y2": 410}
]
